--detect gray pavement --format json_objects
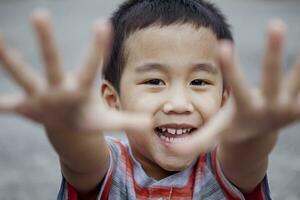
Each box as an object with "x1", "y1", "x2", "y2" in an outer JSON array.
[{"x1": 0, "y1": 0, "x2": 299, "y2": 199}]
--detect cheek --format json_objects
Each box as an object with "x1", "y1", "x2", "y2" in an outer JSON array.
[
  {"x1": 127, "y1": 132, "x2": 146, "y2": 148},
  {"x1": 121, "y1": 88, "x2": 163, "y2": 112},
  {"x1": 193, "y1": 90, "x2": 223, "y2": 121}
]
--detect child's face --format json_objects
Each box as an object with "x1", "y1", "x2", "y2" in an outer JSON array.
[{"x1": 119, "y1": 24, "x2": 226, "y2": 172}]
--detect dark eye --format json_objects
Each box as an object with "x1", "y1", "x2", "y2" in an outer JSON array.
[
  {"x1": 144, "y1": 79, "x2": 165, "y2": 86},
  {"x1": 190, "y1": 79, "x2": 209, "y2": 86}
]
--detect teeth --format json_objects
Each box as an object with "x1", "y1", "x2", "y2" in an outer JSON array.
[
  {"x1": 177, "y1": 129, "x2": 183, "y2": 135},
  {"x1": 167, "y1": 128, "x2": 176, "y2": 134},
  {"x1": 173, "y1": 137, "x2": 186, "y2": 142},
  {"x1": 184, "y1": 129, "x2": 192, "y2": 134},
  {"x1": 157, "y1": 126, "x2": 195, "y2": 143},
  {"x1": 159, "y1": 133, "x2": 187, "y2": 143},
  {"x1": 158, "y1": 127, "x2": 193, "y2": 134},
  {"x1": 160, "y1": 134, "x2": 167, "y2": 140}
]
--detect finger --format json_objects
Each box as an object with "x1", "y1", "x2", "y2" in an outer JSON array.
[
  {"x1": 172, "y1": 100, "x2": 234, "y2": 155},
  {"x1": 31, "y1": 9, "x2": 64, "y2": 87},
  {"x1": 261, "y1": 19, "x2": 286, "y2": 101},
  {"x1": 218, "y1": 41, "x2": 253, "y2": 109},
  {"x1": 285, "y1": 56, "x2": 300, "y2": 98},
  {"x1": 80, "y1": 108, "x2": 152, "y2": 133},
  {"x1": 0, "y1": 37, "x2": 41, "y2": 95},
  {"x1": 0, "y1": 95, "x2": 25, "y2": 113},
  {"x1": 296, "y1": 94, "x2": 300, "y2": 115},
  {"x1": 101, "y1": 111, "x2": 152, "y2": 133},
  {"x1": 76, "y1": 20, "x2": 112, "y2": 90}
]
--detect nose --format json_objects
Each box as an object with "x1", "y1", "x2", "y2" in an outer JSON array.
[{"x1": 163, "y1": 89, "x2": 194, "y2": 114}]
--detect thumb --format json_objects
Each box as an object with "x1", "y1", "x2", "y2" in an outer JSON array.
[
  {"x1": 79, "y1": 107, "x2": 153, "y2": 134},
  {"x1": 173, "y1": 102, "x2": 233, "y2": 155}
]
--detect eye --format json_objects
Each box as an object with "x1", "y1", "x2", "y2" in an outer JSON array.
[
  {"x1": 143, "y1": 79, "x2": 165, "y2": 86},
  {"x1": 190, "y1": 79, "x2": 209, "y2": 86}
]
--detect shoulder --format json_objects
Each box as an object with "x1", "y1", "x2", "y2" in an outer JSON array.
[
  {"x1": 105, "y1": 136, "x2": 130, "y2": 159},
  {"x1": 203, "y1": 149, "x2": 272, "y2": 200},
  {"x1": 57, "y1": 136, "x2": 133, "y2": 200}
]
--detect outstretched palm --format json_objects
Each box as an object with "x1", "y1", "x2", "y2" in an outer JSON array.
[
  {"x1": 0, "y1": 10, "x2": 151, "y2": 134},
  {"x1": 175, "y1": 20, "x2": 300, "y2": 154}
]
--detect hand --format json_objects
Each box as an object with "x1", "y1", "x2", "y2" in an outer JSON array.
[
  {"x1": 0, "y1": 9, "x2": 151, "y2": 134},
  {"x1": 175, "y1": 19, "x2": 300, "y2": 154}
]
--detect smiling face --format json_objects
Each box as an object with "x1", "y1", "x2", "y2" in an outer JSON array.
[{"x1": 107, "y1": 24, "x2": 226, "y2": 179}]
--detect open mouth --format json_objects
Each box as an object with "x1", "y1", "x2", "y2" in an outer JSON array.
[{"x1": 154, "y1": 126, "x2": 197, "y2": 143}]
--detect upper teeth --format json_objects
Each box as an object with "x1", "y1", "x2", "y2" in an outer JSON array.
[{"x1": 158, "y1": 127, "x2": 192, "y2": 135}]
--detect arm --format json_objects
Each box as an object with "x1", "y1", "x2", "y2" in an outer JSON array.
[
  {"x1": 47, "y1": 127, "x2": 109, "y2": 194},
  {"x1": 0, "y1": 9, "x2": 150, "y2": 197},
  {"x1": 217, "y1": 19, "x2": 300, "y2": 193},
  {"x1": 174, "y1": 19, "x2": 300, "y2": 194},
  {"x1": 218, "y1": 133, "x2": 278, "y2": 193},
  {"x1": 217, "y1": 19, "x2": 290, "y2": 193}
]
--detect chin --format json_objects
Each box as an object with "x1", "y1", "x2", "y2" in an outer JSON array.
[{"x1": 157, "y1": 155, "x2": 195, "y2": 172}]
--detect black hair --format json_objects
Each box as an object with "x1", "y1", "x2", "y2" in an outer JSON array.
[{"x1": 103, "y1": 0, "x2": 233, "y2": 92}]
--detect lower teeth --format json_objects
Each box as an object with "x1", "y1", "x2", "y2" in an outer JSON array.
[{"x1": 159, "y1": 134, "x2": 187, "y2": 142}]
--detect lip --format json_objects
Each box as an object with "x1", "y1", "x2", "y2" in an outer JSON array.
[
  {"x1": 154, "y1": 123, "x2": 198, "y2": 147},
  {"x1": 155, "y1": 123, "x2": 197, "y2": 129},
  {"x1": 156, "y1": 134, "x2": 174, "y2": 147},
  {"x1": 154, "y1": 130, "x2": 195, "y2": 148}
]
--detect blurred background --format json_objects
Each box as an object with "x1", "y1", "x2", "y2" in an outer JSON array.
[{"x1": 0, "y1": 0, "x2": 299, "y2": 199}]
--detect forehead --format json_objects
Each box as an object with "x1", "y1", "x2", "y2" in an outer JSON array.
[{"x1": 124, "y1": 24, "x2": 219, "y2": 68}]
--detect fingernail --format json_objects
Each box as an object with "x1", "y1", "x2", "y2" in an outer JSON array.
[
  {"x1": 219, "y1": 40, "x2": 233, "y2": 58},
  {"x1": 267, "y1": 19, "x2": 287, "y2": 50},
  {"x1": 268, "y1": 18, "x2": 287, "y2": 36},
  {"x1": 31, "y1": 8, "x2": 51, "y2": 25},
  {"x1": 0, "y1": 36, "x2": 6, "y2": 57},
  {"x1": 93, "y1": 19, "x2": 110, "y2": 34}
]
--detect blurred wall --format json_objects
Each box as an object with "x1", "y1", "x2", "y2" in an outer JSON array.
[{"x1": 0, "y1": 0, "x2": 299, "y2": 199}]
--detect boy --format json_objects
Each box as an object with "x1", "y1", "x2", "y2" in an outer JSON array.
[{"x1": 0, "y1": 0, "x2": 299, "y2": 199}]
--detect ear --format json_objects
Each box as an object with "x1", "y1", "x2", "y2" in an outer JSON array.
[
  {"x1": 101, "y1": 80, "x2": 121, "y2": 110},
  {"x1": 221, "y1": 88, "x2": 229, "y2": 107}
]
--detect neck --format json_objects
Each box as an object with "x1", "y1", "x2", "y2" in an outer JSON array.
[{"x1": 131, "y1": 147, "x2": 176, "y2": 180}]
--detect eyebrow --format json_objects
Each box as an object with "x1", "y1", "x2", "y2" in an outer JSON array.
[
  {"x1": 134, "y1": 62, "x2": 218, "y2": 74},
  {"x1": 135, "y1": 62, "x2": 168, "y2": 73},
  {"x1": 190, "y1": 62, "x2": 218, "y2": 75}
]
